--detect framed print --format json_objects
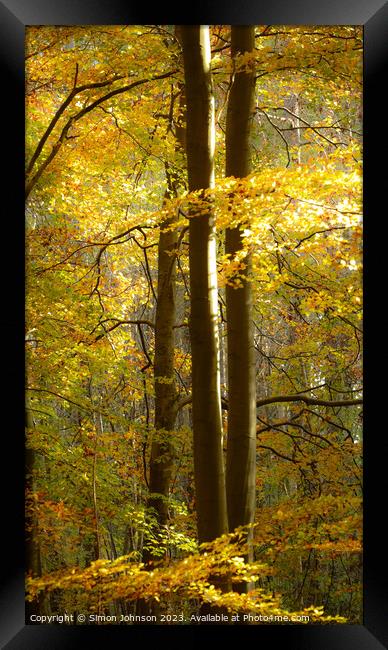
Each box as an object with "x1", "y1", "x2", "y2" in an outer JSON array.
[{"x1": 0, "y1": 0, "x2": 387, "y2": 648}]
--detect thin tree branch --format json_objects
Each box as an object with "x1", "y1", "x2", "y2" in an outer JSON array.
[
  {"x1": 255, "y1": 394, "x2": 362, "y2": 408},
  {"x1": 25, "y1": 69, "x2": 178, "y2": 198},
  {"x1": 26, "y1": 387, "x2": 105, "y2": 414},
  {"x1": 26, "y1": 72, "x2": 122, "y2": 178},
  {"x1": 137, "y1": 323, "x2": 153, "y2": 372},
  {"x1": 257, "y1": 444, "x2": 298, "y2": 463},
  {"x1": 175, "y1": 392, "x2": 362, "y2": 413}
]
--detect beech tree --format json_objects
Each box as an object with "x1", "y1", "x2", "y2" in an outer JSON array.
[
  {"x1": 224, "y1": 26, "x2": 257, "y2": 574},
  {"x1": 145, "y1": 33, "x2": 186, "y2": 546},
  {"x1": 180, "y1": 25, "x2": 228, "y2": 544}
]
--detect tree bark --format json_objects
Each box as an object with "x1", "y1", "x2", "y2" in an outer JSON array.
[
  {"x1": 135, "y1": 194, "x2": 178, "y2": 619},
  {"x1": 137, "y1": 61, "x2": 185, "y2": 620},
  {"x1": 225, "y1": 26, "x2": 257, "y2": 583},
  {"x1": 180, "y1": 25, "x2": 228, "y2": 544},
  {"x1": 145, "y1": 32, "x2": 186, "y2": 544},
  {"x1": 146, "y1": 210, "x2": 178, "y2": 530}
]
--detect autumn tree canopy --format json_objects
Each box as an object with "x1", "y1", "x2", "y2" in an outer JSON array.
[{"x1": 25, "y1": 24, "x2": 362, "y2": 625}]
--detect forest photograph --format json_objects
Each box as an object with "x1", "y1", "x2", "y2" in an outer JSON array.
[{"x1": 25, "y1": 24, "x2": 363, "y2": 625}]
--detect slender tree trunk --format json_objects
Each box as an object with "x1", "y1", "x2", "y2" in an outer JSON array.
[
  {"x1": 225, "y1": 26, "x2": 257, "y2": 585},
  {"x1": 26, "y1": 431, "x2": 42, "y2": 579},
  {"x1": 136, "y1": 37, "x2": 186, "y2": 619},
  {"x1": 25, "y1": 406, "x2": 48, "y2": 618},
  {"x1": 180, "y1": 25, "x2": 228, "y2": 544},
  {"x1": 91, "y1": 413, "x2": 101, "y2": 561},
  {"x1": 145, "y1": 44, "x2": 186, "y2": 544},
  {"x1": 146, "y1": 209, "x2": 178, "y2": 531},
  {"x1": 135, "y1": 172, "x2": 179, "y2": 622}
]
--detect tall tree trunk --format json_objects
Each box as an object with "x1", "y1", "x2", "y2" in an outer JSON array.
[
  {"x1": 136, "y1": 200, "x2": 178, "y2": 626},
  {"x1": 225, "y1": 26, "x2": 257, "y2": 584},
  {"x1": 136, "y1": 71, "x2": 185, "y2": 620},
  {"x1": 146, "y1": 206, "x2": 178, "y2": 532},
  {"x1": 180, "y1": 25, "x2": 228, "y2": 544},
  {"x1": 145, "y1": 38, "x2": 186, "y2": 545}
]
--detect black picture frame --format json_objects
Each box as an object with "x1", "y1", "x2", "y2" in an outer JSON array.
[{"x1": 1, "y1": 0, "x2": 386, "y2": 647}]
